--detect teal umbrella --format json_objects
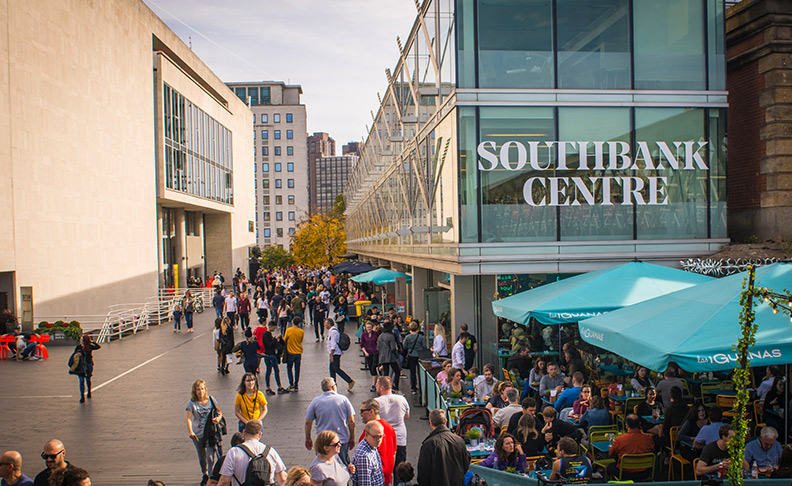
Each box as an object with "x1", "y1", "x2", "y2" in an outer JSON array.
[
  {"x1": 491, "y1": 262, "x2": 713, "y2": 325},
  {"x1": 350, "y1": 268, "x2": 412, "y2": 284},
  {"x1": 578, "y1": 263, "x2": 792, "y2": 372}
]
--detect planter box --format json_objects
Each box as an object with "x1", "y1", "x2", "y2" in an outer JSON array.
[{"x1": 46, "y1": 332, "x2": 79, "y2": 347}]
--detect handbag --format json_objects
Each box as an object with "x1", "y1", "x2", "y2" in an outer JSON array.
[{"x1": 210, "y1": 396, "x2": 227, "y2": 436}]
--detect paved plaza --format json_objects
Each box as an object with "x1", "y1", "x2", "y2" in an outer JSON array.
[{"x1": 0, "y1": 310, "x2": 430, "y2": 485}]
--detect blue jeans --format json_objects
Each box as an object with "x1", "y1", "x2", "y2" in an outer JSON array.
[
  {"x1": 214, "y1": 307, "x2": 223, "y2": 319},
  {"x1": 329, "y1": 354, "x2": 352, "y2": 384},
  {"x1": 184, "y1": 311, "x2": 193, "y2": 329},
  {"x1": 292, "y1": 312, "x2": 303, "y2": 326},
  {"x1": 20, "y1": 342, "x2": 37, "y2": 359},
  {"x1": 263, "y1": 354, "x2": 281, "y2": 389},
  {"x1": 239, "y1": 314, "x2": 250, "y2": 330},
  {"x1": 286, "y1": 354, "x2": 301, "y2": 387},
  {"x1": 278, "y1": 317, "x2": 289, "y2": 336},
  {"x1": 78, "y1": 363, "x2": 94, "y2": 396}
]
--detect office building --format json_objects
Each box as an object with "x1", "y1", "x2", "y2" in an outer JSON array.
[
  {"x1": 342, "y1": 142, "x2": 362, "y2": 157},
  {"x1": 0, "y1": 0, "x2": 256, "y2": 320},
  {"x1": 226, "y1": 82, "x2": 308, "y2": 249},
  {"x1": 315, "y1": 155, "x2": 358, "y2": 214},
  {"x1": 308, "y1": 132, "x2": 336, "y2": 214},
  {"x1": 344, "y1": 0, "x2": 729, "y2": 367}
]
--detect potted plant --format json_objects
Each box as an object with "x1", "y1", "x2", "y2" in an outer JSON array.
[
  {"x1": 34, "y1": 320, "x2": 83, "y2": 345},
  {"x1": 466, "y1": 427, "x2": 482, "y2": 447}
]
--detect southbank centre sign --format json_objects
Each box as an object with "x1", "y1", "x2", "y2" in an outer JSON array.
[{"x1": 477, "y1": 140, "x2": 709, "y2": 207}]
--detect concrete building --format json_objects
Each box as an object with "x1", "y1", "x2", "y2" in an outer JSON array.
[
  {"x1": 342, "y1": 142, "x2": 363, "y2": 157},
  {"x1": 226, "y1": 82, "x2": 308, "y2": 250},
  {"x1": 307, "y1": 132, "x2": 336, "y2": 214},
  {"x1": 315, "y1": 155, "x2": 358, "y2": 214},
  {"x1": 726, "y1": 0, "x2": 792, "y2": 241},
  {"x1": 344, "y1": 0, "x2": 729, "y2": 368},
  {"x1": 0, "y1": 0, "x2": 256, "y2": 321}
]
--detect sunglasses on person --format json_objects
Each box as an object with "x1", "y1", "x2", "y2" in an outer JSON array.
[
  {"x1": 329, "y1": 441, "x2": 341, "y2": 447},
  {"x1": 41, "y1": 450, "x2": 64, "y2": 460}
]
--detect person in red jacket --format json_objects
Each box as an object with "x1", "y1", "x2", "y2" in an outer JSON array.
[
  {"x1": 358, "y1": 398, "x2": 397, "y2": 484},
  {"x1": 237, "y1": 291, "x2": 252, "y2": 331}
]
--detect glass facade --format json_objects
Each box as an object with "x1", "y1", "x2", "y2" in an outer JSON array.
[{"x1": 163, "y1": 84, "x2": 233, "y2": 204}]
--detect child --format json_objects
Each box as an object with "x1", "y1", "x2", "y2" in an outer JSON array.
[
  {"x1": 172, "y1": 304, "x2": 182, "y2": 333},
  {"x1": 394, "y1": 462, "x2": 414, "y2": 486}
]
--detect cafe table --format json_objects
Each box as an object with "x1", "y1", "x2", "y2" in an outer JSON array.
[
  {"x1": 591, "y1": 440, "x2": 614, "y2": 455},
  {"x1": 598, "y1": 364, "x2": 635, "y2": 377},
  {"x1": 528, "y1": 470, "x2": 553, "y2": 480},
  {"x1": 705, "y1": 389, "x2": 738, "y2": 396},
  {"x1": 641, "y1": 414, "x2": 664, "y2": 425},
  {"x1": 607, "y1": 394, "x2": 629, "y2": 402}
]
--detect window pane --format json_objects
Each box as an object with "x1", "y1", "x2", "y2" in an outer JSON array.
[
  {"x1": 287, "y1": 163, "x2": 294, "y2": 172},
  {"x1": 287, "y1": 146, "x2": 294, "y2": 156},
  {"x1": 274, "y1": 114, "x2": 280, "y2": 123},
  {"x1": 262, "y1": 130, "x2": 268, "y2": 139},
  {"x1": 263, "y1": 147, "x2": 269, "y2": 156},
  {"x1": 709, "y1": 109, "x2": 726, "y2": 238},
  {"x1": 275, "y1": 179, "x2": 282, "y2": 188},
  {"x1": 262, "y1": 114, "x2": 268, "y2": 123},
  {"x1": 275, "y1": 163, "x2": 282, "y2": 172},
  {"x1": 262, "y1": 163, "x2": 269, "y2": 172},
  {"x1": 286, "y1": 113, "x2": 293, "y2": 123},
  {"x1": 275, "y1": 147, "x2": 281, "y2": 156},
  {"x1": 287, "y1": 179, "x2": 294, "y2": 188},
  {"x1": 459, "y1": 107, "x2": 478, "y2": 242},
  {"x1": 287, "y1": 130, "x2": 293, "y2": 139},
  {"x1": 556, "y1": 0, "x2": 630, "y2": 89},
  {"x1": 477, "y1": 0, "x2": 553, "y2": 88},
  {"x1": 634, "y1": 0, "x2": 706, "y2": 90},
  {"x1": 274, "y1": 130, "x2": 281, "y2": 139}
]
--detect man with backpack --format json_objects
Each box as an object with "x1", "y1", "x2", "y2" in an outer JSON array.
[
  {"x1": 324, "y1": 318, "x2": 354, "y2": 391},
  {"x1": 217, "y1": 421, "x2": 286, "y2": 486}
]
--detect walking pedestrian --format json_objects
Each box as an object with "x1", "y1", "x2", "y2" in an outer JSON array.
[
  {"x1": 60, "y1": 467, "x2": 91, "y2": 486},
  {"x1": 212, "y1": 289, "x2": 224, "y2": 319},
  {"x1": 375, "y1": 376, "x2": 410, "y2": 467},
  {"x1": 291, "y1": 290, "x2": 306, "y2": 325},
  {"x1": 360, "y1": 321, "x2": 380, "y2": 393},
  {"x1": 284, "y1": 316, "x2": 304, "y2": 391},
  {"x1": 173, "y1": 303, "x2": 182, "y2": 333},
  {"x1": 68, "y1": 334, "x2": 100, "y2": 403},
  {"x1": 460, "y1": 323, "x2": 477, "y2": 371},
  {"x1": 313, "y1": 294, "x2": 326, "y2": 342},
  {"x1": 223, "y1": 292, "x2": 238, "y2": 328},
  {"x1": 216, "y1": 421, "x2": 287, "y2": 486},
  {"x1": 351, "y1": 421, "x2": 385, "y2": 486},
  {"x1": 309, "y1": 430, "x2": 355, "y2": 486},
  {"x1": 277, "y1": 298, "x2": 290, "y2": 336},
  {"x1": 402, "y1": 322, "x2": 427, "y2": 394},
  {"x1": 233, "y1": 373, "x2": 268, "y2": 433},
  {"x1": 182, "y1": 290, "x2": 196, "y2": 333},
  {"x1": 187, "y1": 379, "x2": 224, "y2": 486},
  {"x1": 219, "y1": 317, "x2": 234, "y2": 376},
  {"x1": 237, "y1": 291, "x2": 251, "y2": 331},
  {"x1": 358, "y1": 399, "x2": 397, "y2": 485},
  {"x1": 213, "y1": 318, "x2": 223, "y2": 374},
  {"x1": 232, "y1": 329, "x2": 261, "y2": 375},
  {"x1": 261, "y1": 321, "x2": 288, "y2": 395},
  {"x1": 325, "y1": 319, "x2": 355, "y2": 391},
  {"x1": 255, "y1": 292, "x2": 269, "y2": 324},
  {"x1": 430, "y1": 324, "x2": 448, "y2": 358},
  {"x1": 416, "y1": 409, "x2": 470, "y2": 486},
  {"x1": 377, "y1": 322, "x2": 401, "y2": 392},
  {"x1": 305, "y1": 378, "x2": 356, "y2": 465}
]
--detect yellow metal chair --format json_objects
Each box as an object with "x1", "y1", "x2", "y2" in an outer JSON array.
[
  {"x1": 614, "y1": 453, "x2": 656, "y2": 482},
  {"x1": 679, "y1": 379, "x2": 692, "y2": 398},
  {"x1": 526, "y1": 455, "x2": 544, "y2": 471},
  {"x1": 717, "y1": 395, "x2": 738, "y2": 419},
  {"x1": 753, "y1": 399, "x2": 767, "y2": 436},
  {"x1": 589, "y1": 427, "x2": 618, "y2": 471},
  {"x1": 700, "y1": 382, "x2": 721, "y2": 404},
  {"x1": 666, "y1": 426, "x2": 690, "y2": 480},
  {"x1": 692, "y1": 458, "x2": 700, "y2": 480}
]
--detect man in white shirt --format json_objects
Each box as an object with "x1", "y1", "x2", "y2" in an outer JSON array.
[
  {"x1": 493, "y1": 388, "x2": 522, "y2": 431},
  {"x1": 224, "y1": 292, "x2": 238, "y2": 328},
  {"x1": 451, "y1": 332, "x2": 469, "y2": 374},
  {"x1": 375, "y1": 376, "x2": 411, "y2": 467},
  {"x1": 218, "y1": 421, "x2": 286, "y2": 486}
]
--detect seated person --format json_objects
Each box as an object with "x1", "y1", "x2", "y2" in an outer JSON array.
[
  {"x1": 571, "y1": 384, "x2": 592, "y2": 419},
  {"x1": 435, "y1": 360, "x2": 452, "y2": 385},
  {"x1": 744, "y1": 426, "x2": 782, "y2": 470},
  {"x1": 771, "y1": 445, "x2": 792, "y2": 478},
  {"x1": 693, "y1": 408, "x2": 725, "y2": 448},
  {"x1": 634, "y1": 387, "x2": 663, "y2": 436},
  {"x1": 678, "y1": 400, "x2": 708, "y2": 444},
  {"x1": 474, "y1": 364, "x2": 499, "y2": 400},
  {"x1": 661, "y1": 386, "x2": 688, "y2": 439},
  {"x1": 507, "y1": 398, "x2": 537, "y2": 436},
  {"x1": 479, "y1": 433, "x2": 527, "y2": 473},
  {"x1": 550, "y1": 437, "x2": 593, "y2": 483},
  {"x1": 757, "y1": 365, "x2": 781, "y2": 401},
  {"x1": 630, "y1": 366, "x2": 655, "y2": 393},
  {"x1": 554, "y1": 372, "x2": 584, "y2": 412},
  {"x1": 579, "y1": 395, "x2": 612, "y2": 430},
  {"x1": 486, "y1": 381, "x2": 514, "y2": 415},
  {"x1": 7, "y1": 325, "x2": 38, "y2": 361},
  {"x1": 512, "y1": 412, "x2": 546, "y2": 457},
  {"x1": 493, "y1": 388, "x2": 522, "y2": 431},
  {"x1": 441, "y1": 367, "x2": 472, "y2": 399},
  {"x1": 506, "y1": 346, "x2": 533, "y2": 380},
  {"x1": 539, "y1": 362, "x2": 568, "y2": 399},
  {"x1": 562, "y1": 348, "x2": 586, "y2": 380},
  {"x1": 607, "y1": 414, "x2": 655, "y2": 481},
  {"x1": 655, "y1": 368, "x2": 684, "y2": 407},
  {"x1": 696, "y1": 425, "x2": 747, "y2": 477},
  {"x1": 540, "y1": 406, "x2": 578, "y2": 456}
]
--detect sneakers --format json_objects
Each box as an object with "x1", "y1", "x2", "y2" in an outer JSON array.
[
  {"x1": 287, "y1": 384, "x2": 299, "y2": 391},
  {"x1": 411, "y1": 388, "x2": 419, "y2": 394},
  {"x1": 370, "y1": 386, "x2": 376, "y2": 392},
  {"x1": 348, "y1": 380, "x2": 356, "y2": 391},
  {"x1": 277, "y1": 387, "x2": 289, "y2": 394},
  {"x1": 266, "y1": 388, "x2": 276, "y2": 396},
  {"x1": 315, "y1": 338, "x2": 319, "y2": 342},
  {"x1": 201, "y1": 474, "x2": 208, "y2": 486}
]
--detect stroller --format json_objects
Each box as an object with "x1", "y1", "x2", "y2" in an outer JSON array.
[{"x1": 454, "y1": 408, "x2": 495, "y2": 438}]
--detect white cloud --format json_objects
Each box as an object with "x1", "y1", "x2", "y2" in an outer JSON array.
[{"x1": 143, "y1": 0, "x2": 416, "y2": 146}]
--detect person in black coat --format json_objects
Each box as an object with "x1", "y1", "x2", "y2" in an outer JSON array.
[{"x1": 417, "y1": 409, "x2": 470, "y2": 486}]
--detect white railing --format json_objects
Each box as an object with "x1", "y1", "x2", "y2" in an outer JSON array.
[{"x1": 96, "y1": 288, "x2": 211, "y2": 343}]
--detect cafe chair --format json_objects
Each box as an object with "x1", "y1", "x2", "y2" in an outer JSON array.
[
  {"x1": 588, "y1": 427, "x2": 618, "y2": 471},
  {"x1": 699, "y1": 382, "x2": 721, "y2": 404},
  {"x1": 613, "y1": 453, "x2": 656, "y2": 482},
  {"x1": 666, "y1": 426, "x2": 690, "y2": 480},
  {"x1": 526, "y1": 455, "x2": 545, "y2": 471},
  {"x1": 717, "y1": 395, "x2": 738, "y2": 418},
  {"x1": 692, "y1": 458, "x2": 700, "y2": 480},
  {"x1": 679, "y1": 379, "x2": 692, "y2": 398},
  {"x1": 753, "y1": 399, "x2": 766, "y2": 435}
]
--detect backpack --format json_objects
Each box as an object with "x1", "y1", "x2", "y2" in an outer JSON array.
[
  {"x1": 67, "y1": 349, "x2": 82, "y2": 374},
  {"x1": 233, "y1": 444, "x2": 272, "y2": 486},
  {"x1": 337, "y1": 329, "x2": 350, "y2": 351}
]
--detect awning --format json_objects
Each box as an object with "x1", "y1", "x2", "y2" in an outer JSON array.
[
  {"x1": 351, "y1": 268, "x2": 412, "y2": 284},
  {"x1": 331, "y1": 261, "x2": 377, "y2": 274},
  {"x1": 578, "y1": 263, "x2": 792, "y2": 372},
  {"x1": 491, "y1": 262, "x2": 713, "y2": 325}
]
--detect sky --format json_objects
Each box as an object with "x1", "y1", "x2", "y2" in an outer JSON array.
[{"x1": 142, "y1": 0, "x2": 417, "y2": 147}]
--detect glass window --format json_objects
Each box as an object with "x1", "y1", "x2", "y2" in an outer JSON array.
[
  {"x1": 288, "y1": 211, "x2": 295, "y2": 221},
  {"x1": 276, "y1": 228, "x2": 283, "y2": 237},
  {"x1": 253, "y1": 130, "x2": 255, "y2": 140},
  {"x1": 276, "y1": 212, "x2": 283, "y2": 221},
  {"x1": 274, "y1": 114, "x2": 280, "y2": 123},
  {"x1": 287, "y1": 179, "x2": 294, "y2": 188},
  {"x1": 263, "y1": 179, "x2": 269, "y2": 189},
  {"x1": 262, "y1": 163, "x2": 269, "y2": 172},
  {"x1": 261, "y1": 87, "x2": 271, "y2": 105},
  {"x1": 479, "y1": 106, "x2": 556, "y2": 242},
  {"x1": 635, "y1": 108, "x2": 708, "y2": 239},
  {"x1": 262, "y1": 130, "x2": 268, "y2": 140},
  {"x1": 264, "y1": 212, "x2": 270, "y2": 221},
  {"x1": 286, "y1": 130, "x2": 293, "y2": 139},
  {"x1": 287, "y1": 163, "x2": 294, "y2": 172},
  {"x1": 275, "y1": 179, "x2": 282, "y2": 189},
  {"x1": 264, "y1": 228, "x2": 271, "y2": 237},
  {"x1": 275, "y1": 195, "x2": 282, "y2": 205},
  {"x1": 288, "y1": 195, "x2": 295, "y2": 205},
  {"x1": 709, "y1": 109, "x2": 727, "y2": 237},
  {"x1": 274, "y1": 130, "x2": 281, "y2": 140},
  {"x1": 263, "y1": 147, "x2": 269, "y2": 156},
  {"x1": 288, "y1": 228, "x2": 295, "y2": 236},
  {"x1": 262, "y1": 114, "x2": 268, "y2": 123},
  {"x1": 286, "y1": 113, "x2": 293, "y2": 123},
  {"x1": 557, "y1": 107, "x2": 632, "y2": 241},
  {"x1": 556, "y1": 0, "x2": 630, "y2": 89},
  {"x1": 253, "y1": 114, "x2": 256, "y2": 124},
  {"x1": 477, "y1": 0, "x2": 553, "y2": 88},
  {"x1": 634, "y1": 0, "x2": 706, "y2": 90},
  {"x1": 263, "y1": 195, "x2": 270, "y2": 205},
  {"x1": 275, "y1": 147, "x2": 281, "y2": 156},
  {"x1": 287, "y1": 146, "x2": 294, "y2": 156},
  {"x1": 275, "y1": 163, "x2": 282, "y2": 172},
  {"x1": 248, "y1": 87, "x2": 259, "y2": 106}
]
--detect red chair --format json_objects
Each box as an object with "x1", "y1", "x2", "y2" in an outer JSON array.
[
  {"x1": 31, "y1": 334, "x2": 50, "y2": 359},
  {"x1": 0, "y1": 335, "x2": 14, "y2": 359}
]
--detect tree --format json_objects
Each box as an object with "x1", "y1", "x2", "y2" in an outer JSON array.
[
  {"x1": 259, "y1": 245, "x2": 294, "y2": 270},
  {"x1": 291, "y1": 214, "x2": 347, "y2": 267},
  {"x1": 331, "y1": 194, "x2": 346, "y2": 218}
]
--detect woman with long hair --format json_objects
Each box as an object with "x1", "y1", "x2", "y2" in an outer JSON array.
[
  {"x1": 678, "y1": 400, "x2": 708, "y2": 443},
  {"x1": 212, "y1": 318, "x2": 223, "y2": 373},
  {"x1": 234, "y1": 372, "x2": 268, "y2": 433},
  {"x1": 513, "y1": 413, "x2": 546, "y2": 457},
  {"x1": 635, "y1": 387, "x2": 662, "y2": 435},
  {"x1": 309, "y1": 430, "x2": 355, "y2": 485},
  {"x1": 182, "y1": 289, "x2": 196, "y2": 333},
  {"x1": 479, "y1": 433, "x2": 527, "y2": 473},
  {"x1": 284, "y1": 466, "x2": 312, "y2": 486},
  {"x1": 630, "y1": 366, "x2": 654, "y2": 392},
  {"x1": 571, "y1": 384, "x2": 592, "y2": 419},
  {"x1": 360, "y1": 321, "x2": 380, "y2": 392},
  {"x1": 70, "y1": 334, "x2": 100, "y2": 403},
  {"x1": 186, "y1": 379, "x2": 223, "y2": 486},
  {"x1": 529, "y1": 357, "x2": 547, "y2": 386},
  {"x1": 442, "y1": 367, "x2": 472, "y2": 399},
  {"x1": 219, "y1": 317, "x2": 234, "y2": 376},
  {"x1": 277, "y1": 298, "x2": 290, "y2": 336},
  {"x1": 771, "y1": 445, "x2": 792, "y2": 478},
  {"x1": 431, "y1": 323, "x2": 448, "y2": 358}
]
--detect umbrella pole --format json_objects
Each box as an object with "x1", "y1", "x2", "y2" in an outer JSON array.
[{"x1": 786, "y1": 363, "x2": 789, "y2": 444}]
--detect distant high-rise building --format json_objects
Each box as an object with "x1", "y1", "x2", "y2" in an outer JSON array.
[
  {"x1": 315, "y1": 155, "x2": 357, "y2": 215},
  {"x1": 307, "y1": 132, "x2": 336, "y2": 214},
  {"x1": 342, "y1": 142, "x2": 362, "y2": 157},
  {"x1": 226, "y1": 81, "x2": 308, "y2": 250}
]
